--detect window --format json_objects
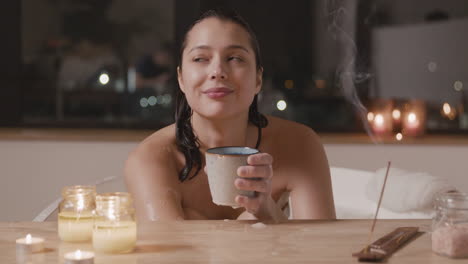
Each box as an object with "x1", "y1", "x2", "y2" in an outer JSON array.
[{"x1": 1, "y1": 0, "x2": 467, "y2": 136}]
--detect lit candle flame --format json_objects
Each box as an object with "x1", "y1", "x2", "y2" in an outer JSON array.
[
  {"x1": 367, "y1": 112, "x2": 374, "y2": 122},
  {"x1": 75, "y1": 250, "x2": 82, "y2": 259},
  {"x1": 442, "y1": 103, "x2": 451, "y2": 115},
  {"x1": 25, "y1": 234, "x2": 32, "y2": 244},
  {"x1": 374, "y1": 114, "x2": 384, "y2": 126},
  {"x1": 407, "y1": 112, "x2": 417, "y2": 123},
  {"x1": 77, "y1": 199, "x2": 84, "y2": 211},
  {"x1": 392, "y1": 109, "x2": 401, "y2": 120},
  {"x1": 395, "y1": 133, "x2": 403, "y2": 141}
]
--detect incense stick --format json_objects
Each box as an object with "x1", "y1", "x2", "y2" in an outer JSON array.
[{"x1": 365, "y1": 161, "x2": 391, "y2": 251}]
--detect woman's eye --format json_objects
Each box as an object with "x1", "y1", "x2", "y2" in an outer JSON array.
[
  {"x1": 228, "y1": 56, "x2": 243, "y2": 62},
  {"x1": 193, "y1": 57, "x2": 207, "y2": 62}
]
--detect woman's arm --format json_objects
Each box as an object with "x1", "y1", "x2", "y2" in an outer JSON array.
[
  {"x1": 288, "y1": 128, "x2": 336, "y2": 219},
  {"x1": 124, "y1": 144, "x2": 186, "y2": 221}
]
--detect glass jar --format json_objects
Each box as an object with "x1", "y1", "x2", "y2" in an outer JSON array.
[
  {"x1": 58, "y1": 185, "x2": 96, "y2": 242},
  {"x1": 432, "y1": 192, "x2": 468, "y2": 258},
  {"x1": 93, "y1": 192, "x2": 137, "y2": 254},
  {"x1": 402, "y1": 99, "x2": 426, "y2": 137}
]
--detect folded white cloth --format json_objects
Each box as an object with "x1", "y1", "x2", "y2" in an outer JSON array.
[{"x1": 365, "y1": 167, "x2": 456, "y2": 213}]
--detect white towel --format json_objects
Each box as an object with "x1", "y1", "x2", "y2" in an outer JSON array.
[{"x1": 365, "y1": 167, "x2": 456, "y2": 213}]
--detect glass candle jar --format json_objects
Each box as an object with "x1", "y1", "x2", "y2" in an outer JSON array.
[
  {"x1": 93, "y1": 192, "x2": 137, "y2": 254},
  {"x1": 402, "y1": 99, "x2": 426, "y2": 137},
  {"x1": 432, "y1": 192, "x2": 468, "y2": 258},
  {"x1": 58, "y1": 185, "x2": 96, "y2": 242}
]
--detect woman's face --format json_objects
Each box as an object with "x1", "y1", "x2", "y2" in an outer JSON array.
[{"x1": 178, "y1": 17, "x2": 262, "y2": 121}]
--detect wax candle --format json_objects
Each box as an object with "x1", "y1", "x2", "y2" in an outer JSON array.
[
  {"x1": 64, "y1": 250, "x2": 94, "y2": 264},
  {"x1": 402, "y1": 100, "x2": 426, "y2": 137},
  {"x1": 58, "y1": 185, "x2": 96, "y2": 242},
  {"x1": 371, "y1": 113, "x2": 392, "y2": 136},
  {"x1": 58, "y1": 211, "x2": 95, "y2": 242},
  {"x1": 92, "y1": 221, "x2": 137, "y2": 254},
  {"x1": 368, "y1": 99, "x2": 394, "y2": 136},
  {"x1": 93, "y1": 192, "x2": 137, "y2": 254},
  {"x1": 16, "y1": 234, "x2": 44, "y2": 253}
]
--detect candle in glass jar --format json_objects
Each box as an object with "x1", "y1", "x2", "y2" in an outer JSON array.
[
  {"x1": 58, "y1": 185, "x2": 96, "y2": 242},
  {"x1": 64, "y1": 250, "x2": 94, "y2": 264},
  {"x1": 58, "y1": 211, "x2": 95, "y2": 242},
  {"x1": 93, "y1": 192, "x2": 137, "y2": 254},
  {"x1": 403, "y1": 112, "x2": 421, "y2": 136},
  {"x1": 92, "y1": 221, "x2": 137, "y2": 254},
  {"x1": 402, "y1": 100, "x2": 426, "y2": 136},
  {"x1": 16, "y1": 234, "x2": 44, "y2": 253},
  {"x1": 371, "y1": 113, "x2": 392, "y2": 135}
]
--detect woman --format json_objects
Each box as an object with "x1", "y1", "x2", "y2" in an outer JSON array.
[{"x1": 125, "y1": 9, "x2": 335, "y2": 221}]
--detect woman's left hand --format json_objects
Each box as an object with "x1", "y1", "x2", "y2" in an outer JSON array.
[{"x1": 235, "y1": 152, "x2": 274, "y2": 216}]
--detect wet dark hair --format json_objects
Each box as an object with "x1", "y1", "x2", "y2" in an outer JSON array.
[{"x1": 175, "y1": 8, "x2": 268, "y2": 182}]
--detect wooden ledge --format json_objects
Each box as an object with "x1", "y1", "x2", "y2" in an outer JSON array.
[
  {"x1": 0, "y1": 128, "x2": 467, "y2": 145},
  {"x1": 319, "y1": 133, "x2": 468, "y2": 145},
  {"x1": 0, "y1": 128, "x2": 153, "y2": 142}
]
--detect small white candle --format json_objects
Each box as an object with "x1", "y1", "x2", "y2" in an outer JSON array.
[
  {"x1": 64, "y1": 250, "x2": 94, "y2": 264},
  {"x1": 16, "y1": 234, "x2": 45, "y2": 253}
]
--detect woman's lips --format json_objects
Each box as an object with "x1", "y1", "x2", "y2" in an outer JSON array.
[{"x1": 203, "y1": 87, "x2": 233, "y2": 99}]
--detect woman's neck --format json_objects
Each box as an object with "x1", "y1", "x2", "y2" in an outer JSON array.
[{"x1": 191, "y1": 112, "x2": 256, "y2": 152}]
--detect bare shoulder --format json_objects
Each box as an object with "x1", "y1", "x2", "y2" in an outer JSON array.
[
  {"x1": 264, "y1": 115, "x2": 323, "y2": 152},
  {"x1": 263, "y1": 117, "x2": 335, "y2": 219},
  {"x1": 124, "y1": 124, "x2": 180, "y2": 185},
  {"x1": 263, "y1": 115, "x2": 328, "y2": 181},
  {"x1": 124, "y1": 124, "x2": 187, "y2": 220}
]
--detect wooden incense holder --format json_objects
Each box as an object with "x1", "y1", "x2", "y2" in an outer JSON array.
[{"x1": 352, "y1": 227, "x2": 419, "y2": 262}]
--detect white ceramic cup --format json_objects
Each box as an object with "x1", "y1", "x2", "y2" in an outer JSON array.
[{"x1": 205, "y1": 147, "x2": 259, "y2": 208}]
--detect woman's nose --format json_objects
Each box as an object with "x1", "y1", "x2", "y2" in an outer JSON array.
[{"x1": 210, "y1": 60, "x2": 227, "y2": 80}]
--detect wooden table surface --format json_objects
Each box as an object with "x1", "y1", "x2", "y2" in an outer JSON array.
[{"x1": 0, "y1": 219, "x2": 464, "y2": 263}]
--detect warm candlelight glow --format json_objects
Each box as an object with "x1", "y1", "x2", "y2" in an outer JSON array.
[
  {"x1": 59, "y1": 185, "x2": 96, "y2": 242},
  {"x1": 75, "y1": 250, "x2": 82, "y2": 259},
  {"x1": 64, "y1": 249, "x2": 94, "y2": 263},
  {"x1": 441, "y1": 102, "x2": 456, "y2": 120},
  {"x1": 374, "y1": 114, "x2": 384, "y2": 126},
  {"x1": 367, "y1": 112, "x2": 374, "y2": 122},
  {"x1": 443, "y1": 103, "x2": 451, "y2": 115},
  {"x1": 402, "y1": 100, "x2": 426, "y2": 137},
  {"x1": 25, "y1": 234, "x2": 32, "y2": 244},
  {"x1": 407, "y1": 112, "x2": 417, "y2": 123},
  {"x1": 77, "y1": 198, "x2": 85, "y2": 211},
  {"x1": 395, "y1": 133, "x2": 403, "y2": 141},
  {"x1": 93, "y1": 192, "x2": 136, "y2": 254},
  {"x1": 392, "y1": 109, "x2": 401, "y2": 120},
  {"x1": 16, "y1": 234, "x2": 45, "y2": 254}
]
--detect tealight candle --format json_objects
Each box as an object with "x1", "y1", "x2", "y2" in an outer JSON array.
[
  {"x1": 16, "y1": 234, "x2": 44, "y2": 253},
  {"x1": 64, "y1": 250, "x2": 94, "y2": 264}
]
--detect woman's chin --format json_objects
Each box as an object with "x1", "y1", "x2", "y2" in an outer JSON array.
[{"x1": 196, "y1": 109, "x2": 244, "y2": 121}]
